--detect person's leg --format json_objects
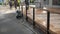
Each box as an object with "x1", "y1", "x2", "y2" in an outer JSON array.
[
  {"x1": 10, "y1": 5, "x2": 12, "y2": 9},
  {"x1": 9, "y1": 3, "x2": 12, "y2": 9},
  {"x1": 10, "y1": 5, "x2": 11, "y2": 9},
  {"x1": 15, "y1": 5, "x2": 17, "y2": 9}
]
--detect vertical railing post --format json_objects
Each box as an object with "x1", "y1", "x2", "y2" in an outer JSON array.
[
  {"x1": 21, "y1": 4, "x2": 23, "y2": 17},
  {"x1": 25, "y1": 0, "x2": 29, "y2": 21},
  {"x1": 33, "y1": 7, "x2": 35, "y2": 27},
  {"x1": 47, "y1": 10, "x2": 50, "y2": 34},
  {"x1": 26, "y1": 5, "x2": 28, "y2": 20}
]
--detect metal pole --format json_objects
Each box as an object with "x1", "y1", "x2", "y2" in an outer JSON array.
[
  {"x1": 33, "y1": 7, "x2": 35, "y2": 26},
  {"x1": 22, "y1": 5, "x2": 23, "y2": 17},
  {"x1": 47, "y1": 10, "x2": 50, "y2": 34},
  {"x1": 26, "y1": 5, "x2": 28, "y2": 21},
  {"x1": 25, "y1": 0, "x2": 29, "y2": 21}
]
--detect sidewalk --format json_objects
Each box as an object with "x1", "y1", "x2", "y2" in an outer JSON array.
[{"x1": 0, "y1": 6, "x2": 44, "y2": 34}]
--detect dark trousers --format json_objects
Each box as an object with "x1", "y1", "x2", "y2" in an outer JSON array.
[{"x1": 9, "y1": 4, "x2": 12, "y2": 9}]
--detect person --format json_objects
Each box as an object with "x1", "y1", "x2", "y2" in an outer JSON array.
[
  {"x1": 9, "y1": 0, "x2": 12, "y2": 9},
  {"x1": 14, "y1": 0, "x2": 18, "y2": 9},
  {"x1": 18, "y1": 0, "x2": 20, "y2": 6},
  {"x1": 18, "y1": 0, "x2": 21, "y2": 9},
  {"x1": 25, "y1": 0, "x2": 29, "y2": 10}
]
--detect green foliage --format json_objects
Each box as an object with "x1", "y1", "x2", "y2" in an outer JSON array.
[
  {"x1": 0, "y1": 3, "x2": 2, "y2": 5},
  {"x1": 30, "y1": 0, "x2": 34, "y2": 3}
]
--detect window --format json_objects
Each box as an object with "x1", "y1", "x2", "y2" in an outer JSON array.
[
  {"x1": 53, "y1": 0, "x2": 60, "y2": 5},
  {"x1": 44, "y1": 0, "x2": 49, "y2": 5}
]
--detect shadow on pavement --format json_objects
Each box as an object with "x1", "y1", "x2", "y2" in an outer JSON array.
[{"x1": 0, "y1": 12, "x2": 45, "y2": 34}]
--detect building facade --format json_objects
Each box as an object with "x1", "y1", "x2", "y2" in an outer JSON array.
[
  {"x1": 44, "y1": 0, "x2": 60, "y2": 8},
  {"x1": 1, "y1": 0, "x2": 60, "y2": 8},
  {"x1": 0, "y1": 0, "x2": 9, "y2": 5},
  {"x1": 34, "y1": 0, "x2": 60, "y2": 8}
]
